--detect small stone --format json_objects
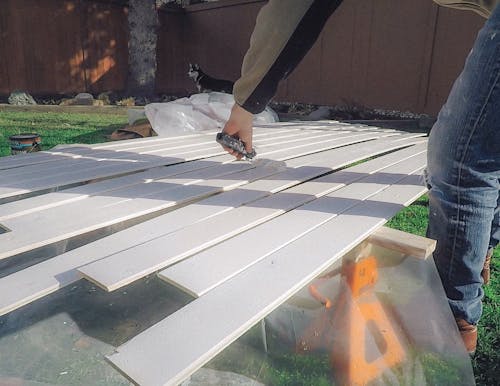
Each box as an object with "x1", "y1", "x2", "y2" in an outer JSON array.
[
  {"x1": 307, "y1": 106, "x2": 331, "y2": 120},
  {"x1": 8, "y1": 91, "x2": 37, "y2": 105},
  {"x1": 73, "y1": 93, "x2": 95, "y2": 105}
]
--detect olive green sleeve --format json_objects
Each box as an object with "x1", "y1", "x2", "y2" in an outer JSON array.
[{"x1": 233, "y1": 0, "x2": 343, "y2": 114}]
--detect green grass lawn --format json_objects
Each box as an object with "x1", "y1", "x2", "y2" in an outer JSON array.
[
  {"x1": 0, "y1": 111, "x2": 498, "y2": 385},
  {"x1": 0, "y1": 111, "x2": 127, "y2": 156}
]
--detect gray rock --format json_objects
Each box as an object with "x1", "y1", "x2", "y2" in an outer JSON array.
[
  {"x1": 180, "y1": 368, "x2": 265, "y2": 386},
  {"x1": 74, "y1": 93, "x2": 95, "y2": 105},
  {"x1": 307, "y1": 106, "x2": 331, "y2": 120},
  {"x1": 8, "y1": 91, "x2": 37, "y2": 105}
]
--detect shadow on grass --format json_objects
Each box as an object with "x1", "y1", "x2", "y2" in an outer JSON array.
[{"x1": 70, "y1": 124, "x2": 125, "y2": 144}]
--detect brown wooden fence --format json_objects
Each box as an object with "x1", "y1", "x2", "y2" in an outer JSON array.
[
  {"x1": 0, "y1": 0, "x2": 128, "y2": 95},
  {"x1": 0, "y1": 0, "x2": 486, "y2": 115}
]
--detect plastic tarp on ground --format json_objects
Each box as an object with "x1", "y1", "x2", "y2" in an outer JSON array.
[
  {"x1": 145, "y1": 92, "x2": 278, "y2": 137},
  {"x1": 0, "y1": 245, "x2": 476, "y2": 385},
  {"x1": 257, "y1": 244, "x2": 476, "y2": 386}
]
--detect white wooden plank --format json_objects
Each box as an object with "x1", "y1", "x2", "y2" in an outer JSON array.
[
  {"x1": 0, "y1": 136, "x2": 424, "y2": 315},
  {"x1": 141, "y1": 131, "x2": 354, "y2": 162},
  {"x1": 0, "y1": 143, "x2": 322, "y2": 258},
  {"x1": 0, "y1": 133, "x2": 216, "y2": 171},
  {"x1": 0, "y1": 161, "x2": 284, "y2": 315},
  {"x1": 0, "y1": 160, "x2": 264, "y2": 260},
  {"x1": 253, "y1": 132, "x2": 382, "y2": 159},
  {"x1": 0, "y1": 152, "x2": 222, "y2": 203},
  {"x1": 0, "y1": 129, "x2": 391, "y2": 222},
  {"x1": 367, "y1": 227, "x2": 436, "y2": 259},
  {"x1": 88, "y1": 126, "x2": 295, "y2": 150},
  {"x1": 0, "y1": 147, "x2": 324, "y2": 260},
  {"x1": 0, "y1": 155, "x2": 235, "y2": 221},
  {"x1": 0, "y1": 125, "x2": 379, "y2": 182},
  {"x1": 77, "y1": 144, "x2": 427, "y2": 292},
  {"x1": 107, "y1": 170, "x2": 427, "y2": 386},
  {"x1": 95, "y1": 128, "x2": 310, "y2": 157},
  {"x1": 0, "y1": 127, "x2": 298, "y2": 177},
  {"x1": 0, "y1": 141, "x2": 222, "y2": 181},
  {"x1": 2, "y1": 128, "x2": 306, "y2": 194},
  {"x1": 159, "y1": 147, "x2": 427, "y2": 297},
  {"x1": 83, "y1": 132, "x2": 220, "y2": 150},
  {"x1": 0, "y1": 142, "x2": 146, "y2": 170},
  {"x1": 283, "y1": 132, "x2": 425, "y2": 168},
  {"x1": 0, "y1": 129, "x2": 398, "y2": 229},
  {"x1": 0, "y1": 128, "x2": 296, "y2": 171},
  {"x1": 0, "y1": 127, "x2": 369, "y2": 202},
  {"x1": 0, "y1": 122, "x2": 382, "y2": 171},
  {"x1": 0, "y1": 149, "x2": 87, "y2": 170},
  {"x1": 142, "y1": 129, "x2": 334, "y2": 155}
]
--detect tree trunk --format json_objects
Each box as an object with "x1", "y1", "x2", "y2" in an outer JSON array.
[{"x1": 127, "y1": 0, "x2": 159, "y2": 97}]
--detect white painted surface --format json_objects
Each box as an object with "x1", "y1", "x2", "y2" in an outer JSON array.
[
  {"x1": 0, "y1": 126, "x2": 378, "y2": 202},
  {"x1": 0, "y1": 134, "x2": 424, "y2": 315},
  {"x1": 107, "y1": 170, "x2": 427, "y2": 386},
  {"x1": 0, "y1": 123, "x2": 428, "y2": 386},
  {"x1": 77, "y1": 139, "x2": 424, "y2": 291},
  {"x1": 1, "y1": 130, "x2": 406, "y2": 260},
  {"x1": 159, "y1": 145, "x2": 427, "y2": 297}
]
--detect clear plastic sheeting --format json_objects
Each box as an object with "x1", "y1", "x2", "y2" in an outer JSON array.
[
  {"x1": 0, "y1": 277, "x2": 192, "y2": 386},
  {"x1": 0, "y1": 244, "x2": 475, "y2": 386},
  {"x1": 145, "y1": 92, "x2": 279, "y2": 137},
  {"x1": 199, "y1": 244, "x2": 475, "y2": 386}
]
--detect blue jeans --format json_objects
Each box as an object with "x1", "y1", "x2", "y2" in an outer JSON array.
[{"x1": 426, "y1": 5, "x2": 500, "y2": 325}]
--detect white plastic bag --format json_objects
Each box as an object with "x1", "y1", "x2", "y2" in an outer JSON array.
[{"x1": 145, "y1": 92, "x2": 278, "y2": 137}]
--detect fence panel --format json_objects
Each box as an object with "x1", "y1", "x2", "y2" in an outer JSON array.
[{"x1": 0, "y1": 0, "x2": 485, "y2": 115}]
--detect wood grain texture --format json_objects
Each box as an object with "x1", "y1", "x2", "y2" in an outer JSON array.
[{"x1": 367, "y1": 226, "x2": 436, "y2": 259}]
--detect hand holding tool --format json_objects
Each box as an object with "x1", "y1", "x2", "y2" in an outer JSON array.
[{"x1": 216, "y1": 132, "x2": 256, "y2": 160}]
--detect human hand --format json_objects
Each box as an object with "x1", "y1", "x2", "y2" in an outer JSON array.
[{"x1": 221, "y1": 104, "x2": 254, "y2": 160}]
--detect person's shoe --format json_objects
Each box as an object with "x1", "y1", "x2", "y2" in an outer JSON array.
[
  {"x1": 481, "y1": 249, "x2": 493, "y2": 285},
  {"x1": 456, "y1": 318, "x2": 477, "y2": 354}
]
